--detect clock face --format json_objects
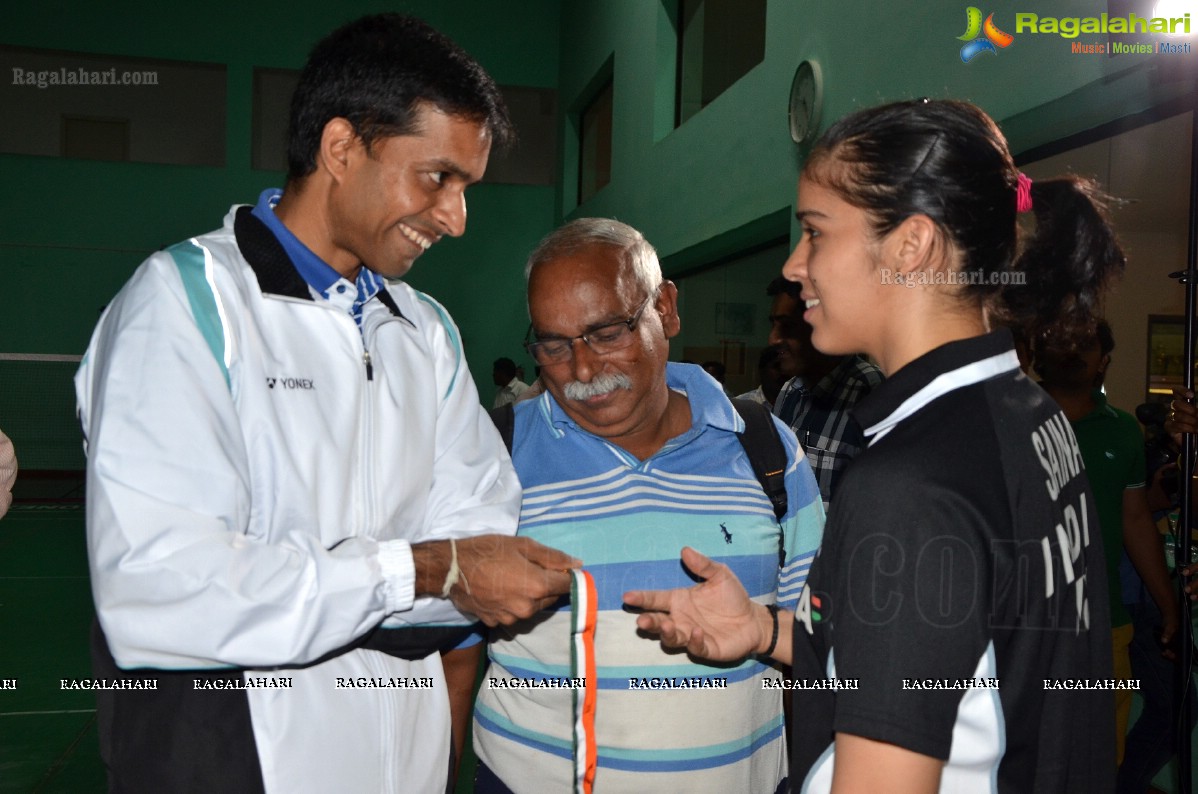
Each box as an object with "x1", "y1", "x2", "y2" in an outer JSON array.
[{"x1": 789, "y1": 60, "x2": 823, "y2": 144}]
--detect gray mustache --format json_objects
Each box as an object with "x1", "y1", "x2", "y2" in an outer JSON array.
[{"x1": 562, "y1": 372, "x2": 633, "y2": 400}]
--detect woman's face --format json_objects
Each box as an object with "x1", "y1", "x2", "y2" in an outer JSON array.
[{"x1": 781, "y1": 173, "x2": 887, "y2": 360}]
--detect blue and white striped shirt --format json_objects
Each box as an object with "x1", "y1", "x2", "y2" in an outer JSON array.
[{"x1": 475, "y1": 362, "x2": 825, "y2": 793}]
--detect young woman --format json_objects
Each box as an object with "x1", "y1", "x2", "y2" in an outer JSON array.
[{"x1": 625, "y1": 99, "x2": 1124, "y2": 793}]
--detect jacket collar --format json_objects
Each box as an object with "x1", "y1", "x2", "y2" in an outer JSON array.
[{"x1": 232, "y1": 206, "x2": 408, "y2": 323}]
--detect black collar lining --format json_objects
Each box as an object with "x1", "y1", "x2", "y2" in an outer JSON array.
[{"x1": 232, "y1": 206, "x2": 410, "y2": 324}]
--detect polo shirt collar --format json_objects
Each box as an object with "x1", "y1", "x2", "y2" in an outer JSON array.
[
  {"x1": 854, "y1": 329, "x2": 1020, "y2": 444},
  {"x1": 250, "y1": 188, "x2": 385, "y2": 308},
  {"x1": 1076, "y1": 388, "x2": 1118, "y2": 423}
]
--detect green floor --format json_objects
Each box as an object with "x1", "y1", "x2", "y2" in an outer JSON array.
[
  {"x1": 1, "y1": 504, "x2": 1194, "y2": 793},
  {"x1": 0, "y1": 506, "x2": 104, "y2": 792}
]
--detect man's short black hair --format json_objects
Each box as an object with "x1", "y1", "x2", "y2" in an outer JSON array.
[
  {"x1": 287, "y1": 14, "x2": 514, "y2": 182},
  {"x1": 493, "y1": 357, "x2": 517, "y2": 377},
  {"x1": 766, "y1": 276, "x2": 802, "y2": 299}
]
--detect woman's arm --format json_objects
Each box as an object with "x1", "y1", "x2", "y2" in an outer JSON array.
[{"x1": 830, "y1": 734, "x2": 944, "y2": 794}]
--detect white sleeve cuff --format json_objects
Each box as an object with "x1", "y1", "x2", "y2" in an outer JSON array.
[{"x1": 377, "y1": 539, "x2": 415, "y2": 614}]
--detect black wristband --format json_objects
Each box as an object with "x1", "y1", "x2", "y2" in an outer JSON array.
[{"x1": 762, "y1": 604, "x2": 780, "y2": 658}]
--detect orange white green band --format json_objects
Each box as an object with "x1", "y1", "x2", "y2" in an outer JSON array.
[{"x1": 570, "y1": 569, "x2": 598, "y2": 794}]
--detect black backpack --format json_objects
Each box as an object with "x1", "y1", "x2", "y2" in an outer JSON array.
[{"x1": 489, "y1": 397, "x2": 788, "y2": 521}]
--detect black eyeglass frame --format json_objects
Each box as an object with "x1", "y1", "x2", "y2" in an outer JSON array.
[{"x1": 523, "y1": 292, "x2": 657, "y2": 365}]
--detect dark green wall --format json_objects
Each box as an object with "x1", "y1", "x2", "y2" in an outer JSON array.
[
  {"x1": 0, "y1": 1, "x2": 561, "y2": 415},
  {"x1": 556, "y1": 0, "x2": 1196, "y2": 272},
  {"x1": 5, "y1": 0, "x2": 1197, "y2": 468}
]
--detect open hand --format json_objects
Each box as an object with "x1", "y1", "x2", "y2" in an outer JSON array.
[{"x1": 623, "y1": 547, "x2": 767, "y2": 662}]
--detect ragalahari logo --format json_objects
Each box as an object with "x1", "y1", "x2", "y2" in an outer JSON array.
[{"x1": 958, "y1": 7, "x2": 1015, "y2": 62}]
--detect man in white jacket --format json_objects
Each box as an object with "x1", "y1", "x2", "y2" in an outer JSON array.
[{"x1": 74, "y1": 14, "x2": 575, "y2": 793}]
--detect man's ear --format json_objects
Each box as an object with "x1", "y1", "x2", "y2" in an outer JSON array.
[
  {"x1": 656, "y1": 281, "x2": 681, "y2": 338},
  {"x1": 318, "y1": 117, "x2": 360, "y2": 184},
  {"x1": 886, "y1": 213, "x2": 943, "y2": 276}
]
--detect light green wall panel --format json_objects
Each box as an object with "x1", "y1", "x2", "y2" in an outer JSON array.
[{"x1": 556, "y1": 0, "x2": 1197, "y2": 271}]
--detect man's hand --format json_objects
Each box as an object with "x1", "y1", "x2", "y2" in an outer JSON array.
[
  {"x1": 1166, "y1": 388, "x2": 1198, "y2": 442},
  {"x1": 438, "y1": 535, "x2": 579, "y2": 627},
  {"x1": 623, "y1": 547, "x2": 770, "y2": 663}
]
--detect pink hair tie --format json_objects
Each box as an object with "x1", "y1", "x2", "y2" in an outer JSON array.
[{"x1": 1016, "y1": 172, "x2": 1033, "y2": 213}]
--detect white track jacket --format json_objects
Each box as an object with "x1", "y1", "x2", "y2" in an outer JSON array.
[{"x1": 75, "y1": 205, "x2": 519, "y2": 792}]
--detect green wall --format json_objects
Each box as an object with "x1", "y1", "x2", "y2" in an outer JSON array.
[
  {"x1": 0, "y1": 1, "x2": 561, "y2": 424},
  {"x1": 4, "y1": 0, "x2": 1197, "y2": 467},
  {"x1": 557, "y1": 0, "x2": 1196, "y2": 272}
]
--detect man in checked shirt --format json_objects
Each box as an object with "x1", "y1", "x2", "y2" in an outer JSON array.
[{"x1": 767, "y1": 276, "x2": 882, "y2": 506}]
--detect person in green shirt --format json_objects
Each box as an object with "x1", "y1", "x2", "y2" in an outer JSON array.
[{"x1": 1035, "y1": 319, "x2": 1178, "y2": 766}]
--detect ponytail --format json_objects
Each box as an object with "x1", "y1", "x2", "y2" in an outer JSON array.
[
  {"x1": 994, "y1": 176, "x2": 1125, "y2": 343},
  {"x1": 804, "y1": 99, "x2": 1123, "y2": 344}
]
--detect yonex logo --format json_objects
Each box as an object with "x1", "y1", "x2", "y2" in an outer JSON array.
[
  {"x1": 958, "y1": 7, "x2": 1014, "y2": 62},
  {"x1": 266, "y1": 376, "x2": 315, "y2": 391}
]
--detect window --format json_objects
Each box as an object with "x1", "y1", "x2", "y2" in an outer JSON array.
[
  {"x1": 578, "y1": 79, "x2": 613, "y2": 204},
  {"x1": 1, "y1": 45, "x2": 226, "y2": 166},
  {"x1": 61, "y1": 116, "x2": 129, "y2": 161},
  {"x1": 675, "y1": 0, "x2": 766, "y2": 126}
]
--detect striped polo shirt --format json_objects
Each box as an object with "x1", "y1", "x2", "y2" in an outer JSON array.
[{"x1": 474, "y1": 363, "x2": 825, "y2": 793}]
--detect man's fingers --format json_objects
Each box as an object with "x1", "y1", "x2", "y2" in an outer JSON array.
[
  {"x1": 517, "y1": 537, "x2": 582, "y2": 570},
  {"x1": 624, "y1": 589, "x2": 673, "y2": 612},
  {"x1": 635, "y1": 613, "x2": 661, "y2": 633},
  {"x1": 537, "y1": 568, "x2": 573, "y2": 598}
]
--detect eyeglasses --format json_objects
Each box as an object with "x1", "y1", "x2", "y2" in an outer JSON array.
[{"x1": 524, "y1": 294, "x2": 655, "y2": 365}]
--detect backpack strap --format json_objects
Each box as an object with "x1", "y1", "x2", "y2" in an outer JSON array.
[
  {"x1": 730, "y1": 398, "x2": 789, "y2": 522},
  {"x1": 489, "y1": 402, "x2": 516, "y2": 454}
]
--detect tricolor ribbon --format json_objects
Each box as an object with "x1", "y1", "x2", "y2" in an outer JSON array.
[{"x1": 570, "y1": 569, "x2": 598, "y2": 794}]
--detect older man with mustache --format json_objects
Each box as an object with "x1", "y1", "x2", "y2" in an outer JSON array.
[{"x1": 471, "y1": 218, "x2": 825, "y2": 793}]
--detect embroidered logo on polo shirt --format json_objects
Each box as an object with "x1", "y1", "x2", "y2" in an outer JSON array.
[{"x1": 719, "y1": 522, "x2": 733, "y2": 544}]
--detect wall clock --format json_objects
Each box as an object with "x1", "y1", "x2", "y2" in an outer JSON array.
[{"x1": 788, "y1": 60, "x2": 823, "y2": 144}]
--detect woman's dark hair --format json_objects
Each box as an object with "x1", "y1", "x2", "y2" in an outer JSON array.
[
  {"x1": 286, "y1": 14, "x2": 514, "y2": 182},
  {"x1": 805, "y1": 98, "x2": 1124, "y2": 342}
]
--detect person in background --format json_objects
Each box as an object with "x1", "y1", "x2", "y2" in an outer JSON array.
[
  {"x1": 767, "y1": 275, "x2": 882, "y2": 506},
  {"x1": 473, "y1": 218, "x2": 824, "y2": 793},
  {"x1": 1034, "y1": 320, "x2": 1178, "y2": 773},
  {"x1": 492, "y1": 356, "x2": 530, "y2": 408},
  {"x1": 735, "y1": 344, "x2": 791, "y2": 407},
  {"x1": 74, "y1": 15, "x2": 576, "y2": 792},
  {"x1": 626, "y1": 98, "x2": 1124, "y2": 793},
  {"x1": 0, "y1": 428, "x2": 15, "y2": 519}
]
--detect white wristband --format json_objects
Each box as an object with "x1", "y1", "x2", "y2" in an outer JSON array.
[{"x1": 441, "y1": 538, "x2": 470, "y2": 598}]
